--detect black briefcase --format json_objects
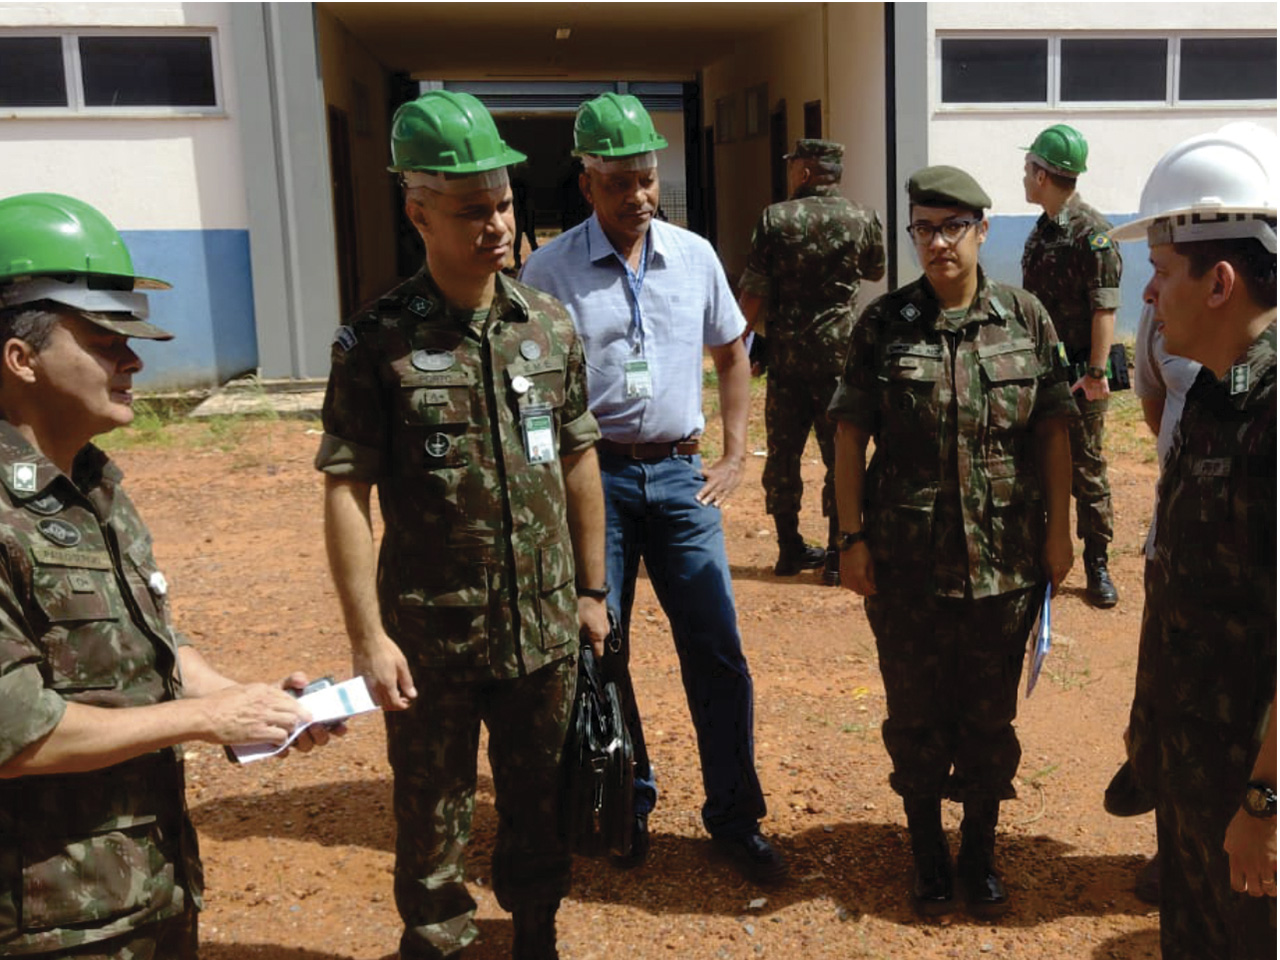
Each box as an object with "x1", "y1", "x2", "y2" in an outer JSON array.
[{"x1": 563, "y1": 613, "x2": 635, "y2": 858}]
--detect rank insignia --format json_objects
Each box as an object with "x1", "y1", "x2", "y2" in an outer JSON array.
[
  {"x1": 1090, "y1": 233, "x2": 1113, "y2": 250},
  {"x1": 408, "y1": 296, "x2": 432, "y2": 317},
  {"x1": 520, "y1": 339, "x2": 543, "y2": 361},
  {"x1": 12, "y1": 462, "x2": 37, "y2": 493},
  {"x1": 900, "y1": 304, "x2": 921, "y2": 322},
  {"x1": 411, "y1": 350, "x2": 455, "y2": 372},
  {"x1": 1230, "y1": 363, "x2": 1250, "y2": 395}
]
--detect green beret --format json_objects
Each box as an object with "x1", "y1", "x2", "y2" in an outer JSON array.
[
  {"x1": 785, "y1": 139, "x2": 844, "y2": 163},
  {"x1": 907, "y1": 165, "x2": 992, "y2": 211}
]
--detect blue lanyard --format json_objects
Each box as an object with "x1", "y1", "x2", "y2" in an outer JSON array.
[{"x1": 619, "y1": 231, "x2": 651, "y2": 352}]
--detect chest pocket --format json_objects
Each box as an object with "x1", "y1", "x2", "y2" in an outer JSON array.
[
  {"x1": 507, "y1": 358, "x2": 567, "y2": 410},
  {"x1": 30, "y1": 545, "x2": 123, "y2": 691},
  {"x1": 880, "y1": 347, "x2": 943, "y2": 438},
  {"x1": 123, "y1": 536, "x2": 173, "y2": 642},
  {"x1": 398, "y1": 371, "x2": 472, "y2": 470},
  {"x1": 978, "y1": 341, "x2": 1040, "y2": 433}
]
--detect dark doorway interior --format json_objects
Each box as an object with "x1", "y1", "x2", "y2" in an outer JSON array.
[
  {"x1": 803, "y1": 99, "x2": 822, "y2": 139},
  {"x1": 493, "y1": 116, "x2": 590, "y2": 233},
  {"x1": 770, "y1": 100, "x2": 788, "y2": 203},
  {"x1": 326, "y1": 105, "x2": 359, "y2": 318}
]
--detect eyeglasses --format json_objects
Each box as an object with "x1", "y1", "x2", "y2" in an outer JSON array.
[{"x1": 906, "y1": 218, "x2": 981, "y2": 246}]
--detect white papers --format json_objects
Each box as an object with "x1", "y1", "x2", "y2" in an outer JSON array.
[
  {"x1": 1025, "y1": 582, "x2": 1053, "y2": 698},
  {"x1": 228, "y1": 677, "x2": 378, "y2": 764}
]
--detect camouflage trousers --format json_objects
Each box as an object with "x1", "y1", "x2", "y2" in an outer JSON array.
[
  {"x1": 762, "y1": 369, "x2": 840, "y2": 519},
  {"x1": 51, "y1": 906, "x2": 197, "y2": 959},
  {"x1": 1069, "y1": 394, "x2": 1112, "y2": 544},
  {"x1": 386, "y1": 658, "x2": 576, "y2": 960},
  {"x1": 864, "y1": 588, "x2": 1038, "y2": 802}
]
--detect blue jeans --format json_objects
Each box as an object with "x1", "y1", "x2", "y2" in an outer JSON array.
[{"x1": 599, "y1": 451, "x2": 766, "y2": 838}]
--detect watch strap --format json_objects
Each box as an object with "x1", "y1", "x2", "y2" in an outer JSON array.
[
  {"x1": 575, "y1": 582, "x2": 610, "y2": 600},
  {"x1": 838, "y1": 530, "x2": 868, "y2": 551}
]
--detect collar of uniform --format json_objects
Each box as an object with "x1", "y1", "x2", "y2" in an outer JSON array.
[
  {"x1": 585, "y1": 212, "x2": 666, "y2": 268},
  {"x1": 794, "y1": 183, "x2": 841, "y2": 200},
  {"x1": 1223, "y1": 320, "x2": 1277, "y2": 411},
  {"x1": 0, "y1": 422, "x2": 119, "y2": 510},
  {"x1": 919, "y1": 268, "x2": 1003, "y2": 329},
  {"x1": 493, "y1": 271, "x2": 531, "y2": 324},
  {"x1": 1052, "y1": 193, "x2": 1083, "y2": 229}
]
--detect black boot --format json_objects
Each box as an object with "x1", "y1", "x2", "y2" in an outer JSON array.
[
  {"x1": 1083, "y1": 539, "x2": 1119, "y2": 608},
  {"x1": 958, "y1": 798, "x2": 1010, "y2": 919},
  {"x1": 773, "y1": 513, "x2": 824, "y2": 575},
  {"x1": 512, "y1": 902, "x2": 559, "y2": 960},
  {"x1": 822, "y1": 548, "x2": 842, "y2": 586},
  {"x1": 904, "y1": 796, "x2": 954, "y2": 916}
]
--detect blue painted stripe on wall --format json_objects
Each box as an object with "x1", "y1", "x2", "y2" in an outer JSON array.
[
  {"x1": 982, "y1": 214, "x2": 1146, "y2": 337},
  {"x1": 119, "y1": 229, "x2": 257, "y2": 391}
]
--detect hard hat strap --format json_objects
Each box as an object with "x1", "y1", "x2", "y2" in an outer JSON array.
[{"x1": 1149, "y1": 213, "x2": 1277, "y2": 254}]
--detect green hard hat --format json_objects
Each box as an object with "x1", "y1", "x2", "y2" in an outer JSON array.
[
  {"x1": 0, "y1": 192, "x2": 168, "y2": 289},
  {"x1": 573, "y1": 93, "x2": 669, "y2": 158},
  {"x1": 389, "y1": 90, "x2": 526, "y2": 175},
  {"x1": 1023, "y1": 124, "x2": 1089, "y2": 176}
]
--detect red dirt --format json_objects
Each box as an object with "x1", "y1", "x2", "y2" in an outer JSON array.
[{"x1": 111, "y1": 398, "x2": 1162, "y2": 960}]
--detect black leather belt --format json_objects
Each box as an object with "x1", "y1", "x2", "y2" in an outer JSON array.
[{"x1": 597, "y1": 437, "x2": 700, "y2": 461}]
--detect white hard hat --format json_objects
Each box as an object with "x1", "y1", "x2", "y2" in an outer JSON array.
[{"x1": 1110, "y1": 123, "x2": 1277, "y2": 253}]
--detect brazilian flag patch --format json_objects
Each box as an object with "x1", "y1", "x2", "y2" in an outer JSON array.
[
  {"x1": 1090, "y1": 233, "x2": 1113, "y2": 250},
  {"x1": 1055, "y1": 342, "x2": 1070, "y2": 368}
]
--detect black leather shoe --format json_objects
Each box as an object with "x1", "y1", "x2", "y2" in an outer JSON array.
[
  {"x1": 957, "y1": 847, "x2": 1009, "y2": 919},
  {"x1": 774, "y1": 541, "x2": 826, "y2": 576},
  {"x1": 912, "y1": 837, "x2": 955, "y2": 916},
  {"x1": 511, "y1": 902, "x2": 559, "y2": 960},
  {"x1": 713, "y1": 831, "x2": 788, "y2": 886},
  {"x1": 1083, "y1": 543, "x2": 1119, "y2": 608},
  {"x1": 611, "y1": 812, "x2": 650, "y2": 869},
  {"x1": 821, "y1": 549, "x2": 842, "y2": 587}
]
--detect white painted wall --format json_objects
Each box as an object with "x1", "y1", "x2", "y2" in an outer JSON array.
[
  {"x1": 0, "y1": 2, "x2": 248, "y2": 231},
  {"x1": 651, "y1": 111, "x2": 687, "y2": 187},
  {"x1": 924, "y1": 2, "x2": 1278, "y2": 216}
]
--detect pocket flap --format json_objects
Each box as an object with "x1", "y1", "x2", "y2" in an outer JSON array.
[
  {"x1": 538, "y1": 540, "x2": 574, "y2": 594},
  {"x1": 979, "y1": 348, "x2": 1040, "y2": 383}
]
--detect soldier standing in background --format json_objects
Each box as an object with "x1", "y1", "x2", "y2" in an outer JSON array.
[
  {"x1": 1112, "y1": 123, "x2": 1276, "y2": 960},
  {"x1": 317, "y1": 91, "x2": 608, "y2": 960},
  {"x1": 738, "y1": 139, "x2": 885, "y2": 583},
  {"x1": 1021, "y1": 124, "x2": 1123, "y2": 608},
  {"x1": 0, "y1": 192, "x2": 328, "y2": 959},
  {"x1": 832, "y1": 167, "x2": 1076, "y2": 918}
]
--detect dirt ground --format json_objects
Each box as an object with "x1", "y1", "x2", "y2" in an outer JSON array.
[{"x1": 105, "y1": 388, "x2": 1165, "y2": 960}]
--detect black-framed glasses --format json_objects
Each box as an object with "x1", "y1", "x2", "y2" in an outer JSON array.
[{"x1": 906, "y1": 218, "x2": 981, "y2": 245}]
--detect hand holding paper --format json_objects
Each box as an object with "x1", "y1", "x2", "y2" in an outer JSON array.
[{"x1": 229, "y1": 676, "x2": 379, "y2": 764}]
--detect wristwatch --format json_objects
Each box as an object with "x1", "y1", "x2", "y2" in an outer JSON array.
[
  {"x1": 1243, "y1": 781, "x2": 1277, "y2": 819},
  {"x1": 837, "y1": 530, "x2": 868, "y2": 551},
  {"x1": 575, "y1": 582, "x2": 610, "y2": 600},
  {"x1": 1086, "y1": 365, "x2": 1107, "y2": 380}
]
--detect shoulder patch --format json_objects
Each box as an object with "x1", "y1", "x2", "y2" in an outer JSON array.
[
  {"x1": 1090, "y1": 233, "x2": 1112, "y2": 250},
  {"x1": 333, "y1": 325, "x2": 358, "y2": 353}
]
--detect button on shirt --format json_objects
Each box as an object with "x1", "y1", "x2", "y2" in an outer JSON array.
[{"x1": 520, "y1": 213, "x2": 746, "y2": 444}]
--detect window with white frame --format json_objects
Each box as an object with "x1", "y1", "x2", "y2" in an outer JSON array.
[
  {"x1": 0, "y1": 31, "x2": 220, "y2": 112},
  {"x1": 939, "y1": 34, "x2": 1276, "y2": 107}
]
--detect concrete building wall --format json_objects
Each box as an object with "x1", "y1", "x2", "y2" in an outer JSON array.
[
  {"x1": 702, "y1": 7, "x2": 826, "y2": 281},
  {"x1": 922, "y1": 2, "x2": 1277, "y2": 332},
  {"x1": 0, "y1": 1, "x2": 256, "y2": 389},
  {"x1": 315, "y1": 5, "x2": 399, "y2": 308}
]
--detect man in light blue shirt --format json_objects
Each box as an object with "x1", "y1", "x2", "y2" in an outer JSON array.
[{"x1": 521, "y1": 93, "x2": 784, "y2": 885}]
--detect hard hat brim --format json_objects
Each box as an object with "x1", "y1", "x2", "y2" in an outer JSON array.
[{"x1": 1110, "y1": 205, "x2": 1279, "y2": 244}]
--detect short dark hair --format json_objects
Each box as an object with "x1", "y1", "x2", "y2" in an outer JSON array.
[
  {"x1": 1044, "y1": 169, "x2": 1077, "y2": 192},
  {"x1": 0, "y1": 302, "x2": 61, "y2": 353},
  {"x1": 1173, "y1": 230, "x2": 1278, "y2": 308}
]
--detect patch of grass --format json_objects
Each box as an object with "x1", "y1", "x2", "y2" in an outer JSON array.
[
  {"x1": 1045, "y1": 639, "x2": 1101, "y2": 692},
  {"x1": 1024, "y1": 762, "x2": 1061, "y2": 785}
]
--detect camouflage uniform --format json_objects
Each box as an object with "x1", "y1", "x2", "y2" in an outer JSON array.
[
  {"x1": 315, "y1": 268, "x2": 599, "y2": 960},
  {"x1": 0, "y1": 425, "x2": 202, "y2": 958},
  {"x1": 829, "y1": 271, "x2": 1077, "y2": 800},
  {"x1": 1021, "y1": 193, "x2": 1122, "y2": 545},
  {"x1": 1127, "y1": 323, "x2": 1276, "y2": 959},
  {"x1": 740, "y1": 182, "x2": 884, "y2": 524}
]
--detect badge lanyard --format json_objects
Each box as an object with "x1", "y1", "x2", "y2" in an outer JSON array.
[{"x1": 621, "y1": 232, "x2": 654, "y2": 400}]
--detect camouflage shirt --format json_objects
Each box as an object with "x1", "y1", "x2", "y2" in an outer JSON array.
[
  {"x1": 1021, "y1": 193, "x2": 1122, "y2": 356},
  {"x1": 0, "y1": 424, "x2": 201, "y2": 954},
  {"x1": 829, "y1": 271, "x2": 1078, "y2": 599},
  {"x1": 1130, "y1": 323, "x2": 1277, "y2": 783},
  {"x1": 739, "y1": 185, "x2": 886, "y2": 376},
  {"x1": 315, "y1": 268, "x2": 600, "y2": 681}
]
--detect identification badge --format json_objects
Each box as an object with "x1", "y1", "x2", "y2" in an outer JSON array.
[
  {"x1": 521, "y1": 404, "x2": 556, "y2": 464},
  {"x1": 624, "y1": 359, "x2": 653, "y2": 399}
]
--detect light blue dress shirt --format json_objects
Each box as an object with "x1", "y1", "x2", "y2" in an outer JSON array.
[{"x1": 520, "y1": 214, "x2": 746, "y2": 444}]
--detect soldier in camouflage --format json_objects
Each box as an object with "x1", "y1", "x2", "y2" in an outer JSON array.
[
  {"x1": 1112, "y1": 124, "x2": 1276, "y2": 959},
  {"x1": 0, "y1": 193, "x2": 325, "y2": 959},
  {"x1": 316, "y1": 92, "x2": 607, "y2": 960},
  {"x1": 1020, "y1": 124, "x2": 1123, "y2": 607},
  {"x1": 739, "y1": 139, "x2": 885, "y2": 583},
  {"x1": 831, "y1": 167, "x2": 1076, "y2": 918}
]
